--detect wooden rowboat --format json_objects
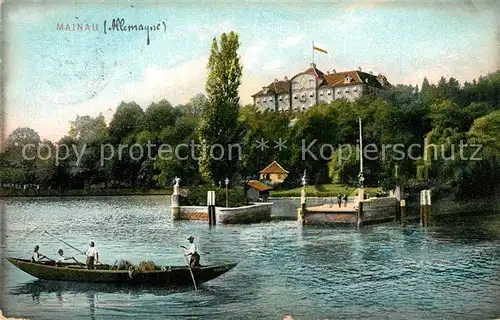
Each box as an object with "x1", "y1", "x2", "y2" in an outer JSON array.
[{"x1": 6, "y1": 257, "x2": 237, "y2": 286}]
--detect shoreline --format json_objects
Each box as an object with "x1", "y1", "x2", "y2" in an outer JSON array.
[{"x1": 0, "y1": 188, "x2": 173, "y2": 198}]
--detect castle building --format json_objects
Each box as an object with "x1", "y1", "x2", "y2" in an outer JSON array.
[{"x1": 251, "y1": 63, "x2": 392, "y2": 111}]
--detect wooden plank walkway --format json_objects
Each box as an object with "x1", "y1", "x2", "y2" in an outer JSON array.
[{"x1": 306, "y1": 203, "x2": 357, "y2": 213}]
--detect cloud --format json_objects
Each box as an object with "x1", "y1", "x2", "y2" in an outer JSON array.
[
  {"x1": 6, "y1": 57, "x2": 209, "y2": 140},
  {"x1": 187, "y1": 20, "x2": 235, "y2": 41},
  {"x1": 120, "y1": 57, "x2": 208, "y2": 106},
  {"x1": 263, "y1": 59, "x2": 282, "y2": 71},
  {"x1": 279, "y1": 34, "x2": 304, "y2": 49},
  {"x1": 242, "y1": 40, "x2": 269, "y2": 71}
]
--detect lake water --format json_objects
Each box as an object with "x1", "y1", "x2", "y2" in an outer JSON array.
[{"x1": 1, "y1": 196, "x2": 499, "y2": 320}]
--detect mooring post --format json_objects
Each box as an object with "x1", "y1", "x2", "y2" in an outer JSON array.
[
  {"x1": 208, "y1": 191, "x2": 212, "y2": 225},
  {"x1": 400, "y1": 199, "x2": 407, "y2": 226},
  {"x1": 212, "y1": 205, "x2": 216, "y2": 225},
  {"x1": 298, "y1": 187, "x2": 306, "y2": 225},
  {"x1": 424, "y1": 189, "x2": 431, "y2": 227},
  {"x1": 207, "y1": 190, "x2": 216, "y2": 226},
  {"x1": 357, "y1": 200, "x2": 363, "y2": 228},
  {"x1": 420, "y1": 189, "x2": 432, "y2": 227},
  {"x1": 420, "y1": 190, "x2": 425, "y2": 226}
]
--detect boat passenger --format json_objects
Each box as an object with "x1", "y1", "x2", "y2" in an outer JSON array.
[
  {"x1": 182, "y1": 236, "x2": 200, "y2": 268},
  {"x1": 55, "y1": 249, "x2": 73, "y2": 266},
  {"x1": 31, "y1": 245, "x2": 50, "y2": 263},
  {"x1": 86, "y1": 241, "x2": 100, "y2": 269}
]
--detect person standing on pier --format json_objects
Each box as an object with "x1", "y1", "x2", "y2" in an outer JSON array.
[
  {"x1": 86, "y1": 241, "x2": 99, "y2": 269},
  {"x1": 182, "y1": 236, "x2": 200, "y2": 268},
  {"x1": 337, "y1": 194, "x2": 342, "y2": 207},
  {"x1": 343, "y1": 194, "x2": 348, "y2": 207}
]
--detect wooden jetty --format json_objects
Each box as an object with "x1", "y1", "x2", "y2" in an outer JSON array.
[{"x1": 298, "y1": 197, "x2": 399, "y2": 227}]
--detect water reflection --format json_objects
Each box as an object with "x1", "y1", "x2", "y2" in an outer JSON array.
[
  {"x1": 4, "y1": 197, "x2": 500, "y2": 319},
  {"x1": 87, "y1": 292, "x2": 95, "y2": 320},
  {"x1": 10, "y1": 280, "x2": 194, "y2": 297}
]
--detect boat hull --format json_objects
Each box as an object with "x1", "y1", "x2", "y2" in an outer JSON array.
[{"x1": 6, "y1": 258, "x2": 236, "y2": 286}]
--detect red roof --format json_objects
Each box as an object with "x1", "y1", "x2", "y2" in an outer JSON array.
[
  {"x1": 259, "y1": 161, "x2": 289, "y2": 174},
  {"x1": 252, "y1": 66, "x2": 391, "y2": 97},
  {"x1": 247, "y1": 180, "x2": 273, "y2": 191},
  {"x1": 251, "y1": 79, "x2": 291, "y2": 97}
]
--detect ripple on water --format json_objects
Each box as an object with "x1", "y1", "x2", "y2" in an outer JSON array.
[{"x1": 3, "y1": 197, "x2": 500, "y2": 320}]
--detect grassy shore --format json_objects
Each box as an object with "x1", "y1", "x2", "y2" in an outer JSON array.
[
  {"x1": 270, "y1": 184, "x2": 381, "y2": 198},
  {"x1": 0, "y1": 188, "x2": 173, "y2": 198}
]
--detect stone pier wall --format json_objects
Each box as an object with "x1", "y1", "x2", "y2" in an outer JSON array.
[
  {"x1": 177, "y1": 206, "x2": 209, "y2": 221},
  {"x1": 217, "y1": 203, "x2": 273, "y2": 224},
  {"x1": 361, "y1": 197, "x2": 399, "y2": 224},
  {"x1": 175, "y1": 203, "x2": 273, "y2": 224},
  {"x1": 304, "y1": 213, "x2": 357, "y2": 225}
]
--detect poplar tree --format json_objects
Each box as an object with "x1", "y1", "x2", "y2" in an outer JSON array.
[{"x1": 198, "y1": 32, "x2": 243, "y2": 185}]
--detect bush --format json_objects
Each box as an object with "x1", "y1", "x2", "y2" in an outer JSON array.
[{"x1": 179, "y1": 186, "x2": 248, "y2": 207}]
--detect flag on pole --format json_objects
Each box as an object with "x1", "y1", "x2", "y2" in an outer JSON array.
[{"x1": 313, "y1": 43, "x2": 328, "y2": 54}]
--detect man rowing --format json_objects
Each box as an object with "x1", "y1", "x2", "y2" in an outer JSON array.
[
  {"x1": 86, "y1": 241, "x2": 100, "y2": 269},
  {"x1": 31, "y1": 245, "x2": 50, "y2": 263},
  {"x1": 55, "y1": 249, "x2": 81, "y2": 266},
  {"x1": 182, "y1": 236, "x2": 200, "y2": 268}
]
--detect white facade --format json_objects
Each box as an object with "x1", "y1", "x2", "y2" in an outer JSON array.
[
  {"x1": 277, "y1": 94, "x2": 290, "y2": 111},
  {"x1": 333, "y1": 84, "x2": 365, "y2": 102},
  {"x1": 252, "y1": 64, "x2": 390, "y2": 111}
]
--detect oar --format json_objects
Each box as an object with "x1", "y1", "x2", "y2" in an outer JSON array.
[
  {"x1": 44, "y1": 231, "x2": 105, "y2": 265},
  {"x1": 44, "y1": 231, "x2": 86, "y2": 255},
  {"x1": 181, "y1": 247, "x2": 198, "y2": 291},
  {"x1": 70, "y1": 257, "x2": 84, "y2": 266}
]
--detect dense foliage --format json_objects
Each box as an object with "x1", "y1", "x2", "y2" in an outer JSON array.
[
  {"x1": 179, "y1": 186, "x2": 248, "y2": 207},
  {"x1": 1, "y1": 31, "x2": 499, "y2": 200}
]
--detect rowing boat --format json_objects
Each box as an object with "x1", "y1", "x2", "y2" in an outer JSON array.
[{"x1": 6, "y1": 257, "x2": 237, "y2": 286}]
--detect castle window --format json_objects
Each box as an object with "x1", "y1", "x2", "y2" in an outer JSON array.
[
  {"x1": 345, "y1": 90, "x2": 350, "y2": 93},
  {"x1": 327, "y1": 90, "x2": 331, "y2": 95},
  {"x1": 270, "y1": 97, "x2": 273, "y2": 102},
  {"x1": 320, "y1": 92, "x2": 324, "y2": 96},
  {"x1": 294, "y1": 95, "x2": 298, "y2": 99},
  {"x1": 309, "y1": 79, "x2": 314, "y2": 87},
  {"x1": 337, "y1": 91, "x2": 341, "y2": 94},
  {"x1": 257, "y1": 98, "x2": 260, "y2": 103},
  {"x1": 279, "y1": 96, "x2": 282, "y2": 101},
  {"x1": 354, "y1": 88, "x2": 358, "y2": 92},
  {"x1": 309, "y1": 92, "x2": 314, "y2": 97}
]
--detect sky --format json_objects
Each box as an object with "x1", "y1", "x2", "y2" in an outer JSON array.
[{"x1": 3, "y1": 1, "x2": 499, "y2": 142}]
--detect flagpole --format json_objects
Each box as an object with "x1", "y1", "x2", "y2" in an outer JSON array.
[{"x1": 312, "y1": 41, "x2": 314, "y2": 64}]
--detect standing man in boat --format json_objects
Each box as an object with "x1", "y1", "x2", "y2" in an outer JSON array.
[
  {"x1": 182, "y1": 236, "x2": 200, "y2": 268},
  {"x1": 86, "y1": 241, "x2": 100, "y2": 269},
  {"x1": 31, "y1": 245, "x2": 50, "y2": 263}
]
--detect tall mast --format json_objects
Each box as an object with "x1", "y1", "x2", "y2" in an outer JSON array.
[
  {"x1": 312, "y1": 41, "x2": 315, "y2": 64},
  {"x1": 359, "y1": 116, "x2": 363, "y2": 185}
]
